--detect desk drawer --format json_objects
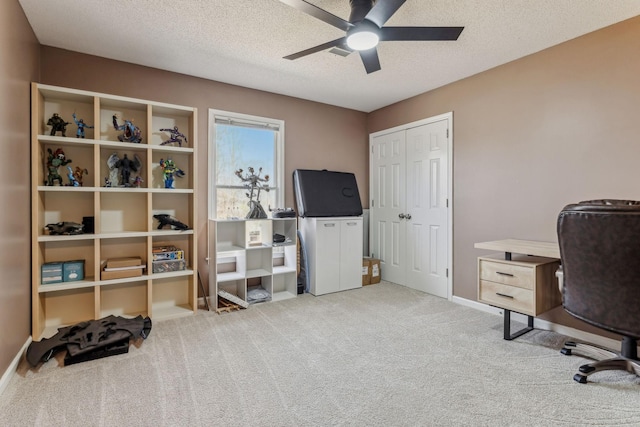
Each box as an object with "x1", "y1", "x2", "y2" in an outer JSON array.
[
  {"x1": 479, "y1": 259, "x2": 534, "y2": 290},
  {"x1": 479, "y1": 280, "x2": 534, "y2": 314}
]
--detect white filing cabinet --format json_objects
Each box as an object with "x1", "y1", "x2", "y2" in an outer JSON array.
[{"x1": 299, "y1": 216, "x2": 363, "y2": 296}]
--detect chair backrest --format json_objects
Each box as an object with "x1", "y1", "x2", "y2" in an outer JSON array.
[{"x1": 557, "y1": 199, "x2": 640, "y2": 339}]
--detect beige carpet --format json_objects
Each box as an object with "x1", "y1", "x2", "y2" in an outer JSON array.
[{"x1": 1, "y1": 281, "x2": 638, "y2": 426}]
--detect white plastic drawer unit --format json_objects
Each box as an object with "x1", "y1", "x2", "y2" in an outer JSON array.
[{"x1": 299, "y1": 217, "x2": 363, "y2": 296}]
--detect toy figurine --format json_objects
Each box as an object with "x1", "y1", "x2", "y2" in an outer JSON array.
[
  {"x1": 106, "y1": 152, "x2": 142, "y2": 187},
  {"x1": 66, "y1": 166, "x2": 79, "y2": 186},
  {"x1": 153, "y1": 214, "x2": 190, "y2": 230},
  {"x1": 235, "y1": 167, "x2": 269, "y2": 219},
  {"x1": 133, "y1": 176, "x2": 144, "y2": 188},
  {"x1": 72, "y1": 113, "x2": 94, "y2": 138},
  {"x1": 47, "y1": 113, "x2": 69, "y2": 137},
  {"x1": 44, "y1": 221, "x2": 84, "y2": 235},
  {"x1": 115, "y1": 154, "x2": 138, "y2": 187},
  {"x1": 45, "y1": 148, "x2": 72, "y2": 186},
  {"x1": 160, "y1": 126, "x2": 187, "y2": 147},
  {"x1": 73, "y1": 167, "x2": 89, "y2": 186},
  {"x1": 159, "y1": 158, "x2": 185, "y2": 189},
  {"x1": 112, "y1": 114, "x2": 142, "y2": 143}
]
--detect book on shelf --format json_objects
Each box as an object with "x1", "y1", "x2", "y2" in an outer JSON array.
[
  {"x1": 103, "y1": 264, "x2": 147, "y2": 272},
  {"x1": 101, "y1": 268, "x2": 143, "y2": 281},
  {"x1": 106, "y1": 256, "x2": 142, "y2": 269}
]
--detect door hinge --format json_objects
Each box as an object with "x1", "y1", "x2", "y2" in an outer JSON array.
[
  {"x1": 372, "y1": 199, "x2": 374, "y2": 207},
  {"x1": 446, "y1": 268, "x2": 449, "y2": 278},
  {"x1": 371, "y1": 145, "x2": 374, "y2": 154},
  {"x1": 446, "y1": 198, "x2": 449, "y2": 208},
  {"x1": 446, "y1": 128, "x2": 449, "y2": 138}
]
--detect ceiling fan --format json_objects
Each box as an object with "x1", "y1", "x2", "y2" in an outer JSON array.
[{"x1": 279, "y1": 0, "x2": 464, "y2": 74}]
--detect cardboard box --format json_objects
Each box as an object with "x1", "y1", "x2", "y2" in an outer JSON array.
[
  {"x1": 152, "y1": 250, "x2": 184, "y2": 261},
  {"x1": 106, "y1": 256, "x2": 142, "y2": 269},
  {"x1": 364, "y1": 257, "x2": 381, "y2": 285},
  {"x1": 101, "y1": 268, "x2": 143, "y2": 281},
  {"x1": 152, "y1": 244, "x2": 178, "y2": 253},
  {"x1": 63, "y1": 260, "x2": 85, "y2": 282},
  {"x1": 369, "y1": 258, "x2": 381, "y2": 284},
  {"x1": 362, "y1": 258, "x2": 371, "y2": 285},
  {"x1": 41, "y1": 262, "x2": 63, "y2": 284}
]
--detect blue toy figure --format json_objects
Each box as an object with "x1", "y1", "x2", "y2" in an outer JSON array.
[
  {"x1": 72, "y1": 113, "x2": 94, "y2": 138},
  {"x1": 66, "y1": 166, "x2": 79, "y2": 186},
  {"x1": 159, "y1": 158, "x2": 185, "y2": 189}
]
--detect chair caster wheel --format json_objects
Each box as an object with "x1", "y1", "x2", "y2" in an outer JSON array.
[
  {"x1": 573, "y1": 373, "x2": 588, "y2": 383},
  {"x1": 560, "y1": 348, "x2": 572, "y2": 355},
  {"x1": 579, "y1": 365, "x2": 596, "y2": 374}
]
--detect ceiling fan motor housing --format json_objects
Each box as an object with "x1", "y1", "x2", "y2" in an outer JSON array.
[{"x1": 349, "y1": 0, "x2": 375, "y2": 23}]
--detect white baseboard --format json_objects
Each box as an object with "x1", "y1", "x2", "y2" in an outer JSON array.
[
  {"x1": 0, "y1": 337, "x2": 31, "y2": 397},
  {"x1": 451, "y1": 296, "x2": 622, "y2": 351}
]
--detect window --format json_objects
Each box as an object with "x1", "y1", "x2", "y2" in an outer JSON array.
[{"x1": 209, "y1": 110, "x2": 284, "y2": 219}]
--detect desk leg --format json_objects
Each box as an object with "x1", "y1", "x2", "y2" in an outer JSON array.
[{"x1": 503, "y1": 309, "x2": 534, "y2": 340}]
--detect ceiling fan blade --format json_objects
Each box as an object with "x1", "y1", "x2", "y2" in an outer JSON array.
[
  {"x1": 365, "y1": 0, "x2": 406, "y2": 28},
  {"x1": 278, "y1": 0, "x2": 353, "y2": 32},
  {"x1": 284, "y1": 37, "x2": 347, "y2": 60},
  {"x1": 359, "y1": 48, "x2": 381, "y2": 74},
  {"x1": 380, "y1": 26, "x2": 464, "y2": 41}
]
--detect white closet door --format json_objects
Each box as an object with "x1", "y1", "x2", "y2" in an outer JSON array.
[
  {"x1": 369, "y1": 113, "x2": 452, "y2": 299},
  {"x1": 370, "y1": 129, "x2": 407, "y2": 285},
  {"x1": 405, "y1": 120, "x2": 449, "y2": 298}
]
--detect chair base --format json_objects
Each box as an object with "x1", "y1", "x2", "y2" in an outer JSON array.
[{"x1": 561, "y1": 339, "x2": 640, "y2": 383}]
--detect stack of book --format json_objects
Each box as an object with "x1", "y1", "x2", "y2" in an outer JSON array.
[{"x1": 101, "y1": 256, "x2": 146, "y2": 280}]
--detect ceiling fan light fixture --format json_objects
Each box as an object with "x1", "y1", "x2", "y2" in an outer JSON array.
[
  {"x1": 346, "y1": 31, "x2": 379, "y2": 50},
  {"x1": 346, "y1": 20, "x2": 380, "y2": 51}
]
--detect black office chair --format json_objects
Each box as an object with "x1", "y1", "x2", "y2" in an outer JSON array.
[{"x1": 557, "y1": 199, "x2": 640, "y2": 383}]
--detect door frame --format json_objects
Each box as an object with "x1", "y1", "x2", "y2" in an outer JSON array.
[{"x1": 368, "y1": 112, "x2": 454, "y2": 300}]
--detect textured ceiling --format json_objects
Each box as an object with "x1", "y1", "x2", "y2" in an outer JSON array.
[{"x1": 18, "y1": 0, "x2": 640, "y2": 112}]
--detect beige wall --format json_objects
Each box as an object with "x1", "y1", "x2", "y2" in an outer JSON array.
[
  {"x1": 38, "y1": 46, "x2": 369, "y2": 293},
  {"x1": 368, "y1": 16, "x2": 640, "y2": 329},
  {"x1": 0, "y1": 0, "x2": 39, "y2": 376}
]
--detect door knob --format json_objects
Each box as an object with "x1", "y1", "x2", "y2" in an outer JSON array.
[
  {"x1": 406, "y1": 214, "x2": 412, "y2": 220},
  {"x1": 398, "y1": 213, "x2": 406, "y2": 219}
]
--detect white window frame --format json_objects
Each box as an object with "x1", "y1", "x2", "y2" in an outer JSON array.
[{"x1": 208, "y1": 109, "x2": 285, "y2": 220}]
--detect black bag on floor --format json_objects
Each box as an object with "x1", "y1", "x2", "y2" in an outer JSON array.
[{"x1": 27, "y1": 315, "x2": 152, "y2": 367}]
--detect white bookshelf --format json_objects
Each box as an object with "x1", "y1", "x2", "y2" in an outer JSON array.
[{"x1": 209, "y1": 218, "x2": 298, "y2": 311}]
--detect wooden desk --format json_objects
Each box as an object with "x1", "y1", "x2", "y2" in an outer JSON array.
[
  {"x1": 474, "y1": 239, "x2": 560, "y2": 259},
  {"x1": 475, "y1": 239, "x2": 561, "y2": 340}
]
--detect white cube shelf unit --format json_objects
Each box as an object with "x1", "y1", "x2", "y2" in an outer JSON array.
[
  {"x1": 209, "y1": 218, "x2": 298, "y2": 311},
  {"x1": 31, "y1": 83, "x2": 198, "y2": 339}
]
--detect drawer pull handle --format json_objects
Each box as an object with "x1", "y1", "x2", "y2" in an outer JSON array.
[
  {"x1": 496, "y1": 292, "x2": 514, "y2": 299},
  {"x1": 323, "y1": 223, "x2": 336, "y2": 227},
  {"x1": 496, "y1": 272, "x2": 514, "y2": 277}
]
